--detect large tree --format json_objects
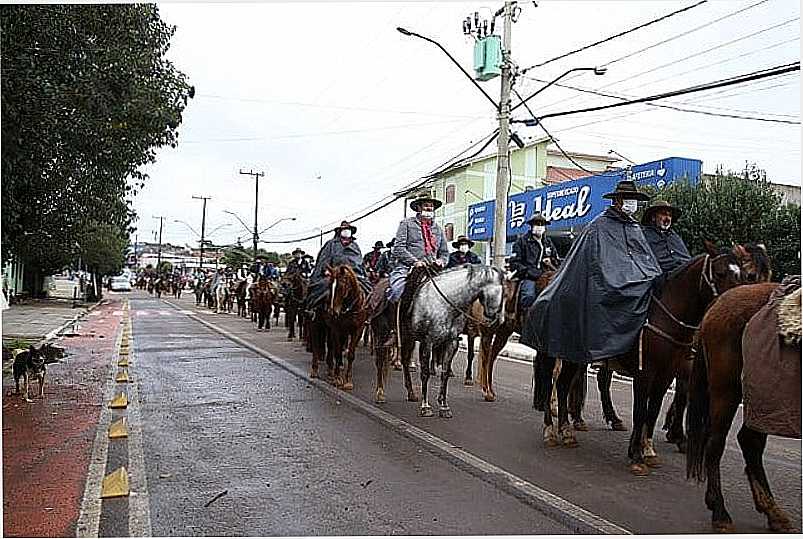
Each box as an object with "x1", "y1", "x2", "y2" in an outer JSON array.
[
  {"x1": 1, "y1": 4, "x2": 193, "y2": 287},
  {"x1": 78, "y1": 220, "x2": 128, "y2": 299}
]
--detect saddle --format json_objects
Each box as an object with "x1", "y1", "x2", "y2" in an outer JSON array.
[{"x1": 777, "y1": 285, "x2": 801, "y2": 346}]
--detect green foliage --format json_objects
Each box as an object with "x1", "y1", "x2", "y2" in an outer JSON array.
[
  {"x1": 78, "y1": 220, "x2": 127, "y2": 276},
  {"x1": 157, "y1": 261, "x2": 173, "y2": 274},
  {"x1": 1, "y1": 4, "x2": 192, "y2": 275},
  {"x1": 219, "y1": 246, "x2": 280, "y2": 268},
  {"x1": 641, "y1": 163, "x2": 801, "y2": 280}
]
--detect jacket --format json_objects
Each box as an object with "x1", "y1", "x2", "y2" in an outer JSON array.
[
  {"x1": 446, "y1": 250, "x2": 482, "y2": 268},
  {"x1": 311, "y1": 237, "x2": 366, "y2": 281},
  {"x1": 391, "y1": 217, "x2": 449, "y2": 269},
  {"x1": 510, "y1": 233, "x2": 560, "y2": 281},
  {"x1": 641, "y1": 224, "x2": 691, "y2": 274}
]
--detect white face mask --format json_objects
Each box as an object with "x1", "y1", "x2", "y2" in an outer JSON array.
[
  {"x1": 420, "y1": 210, "x2": 434, "y2": 219},
  {"x1": 340, "y1": 229, "x2": 352, "y2": 239},
  {"x1": 459, "y1": 244, "x2": 470, "y2": 253},
  {"x1": 621, "y1": 199, "x2": 638, "y2": 215},
  {"x1": 294, "y1": 254, "x2": 302, "y2": 259},
  {"x1": 659, "y1": 222, "x2": 671, "y2": 231},
  {"x1": 532, "y1": 225, "x2": 545, "y2": 236}
]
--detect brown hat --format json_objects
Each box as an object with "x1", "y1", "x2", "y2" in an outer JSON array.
[
  {"x1": 451, "y1": 235, "x2": 475, "y2": 248},
  {"x1": 409, "y1": 193, "x2": 443, "y2": 212},
  {"x1": 641, "y1": 200, "x2": 682, "y2": 225},
  {"x1": 334, "y1": 220, "x2": 357, "y2": 234},
  {"x1": 602, "y1": 179, "x2": 651, "y2": 201}
]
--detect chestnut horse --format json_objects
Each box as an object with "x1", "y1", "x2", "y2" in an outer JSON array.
[
  {"x1": 686, "y1": 279, "x2": 800, "y2": 533},
  {"x1": 309, "y1": 265, "x2": 368, "y2": 390},
  {"x1": 251, "y1": 278, "x2": 275, "y2": 331},
  {"x1": 281, "y1": 272, "x2": 308, "y2": 341}
]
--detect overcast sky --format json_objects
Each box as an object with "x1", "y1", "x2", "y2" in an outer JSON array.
[{"x1": 133, "y1": 0, "x2": 800, "y2": 257}]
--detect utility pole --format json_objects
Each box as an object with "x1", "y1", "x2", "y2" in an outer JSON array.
[
  {"x1": 153, "y1": 216, "x2": 165, "y2": 270},
  {"x1": 492, "y1": 1, "x2": 514, "y2": 269},
  {"x1": 239, "y1": 168, "x2": 265, "y2": 264},
  {"x1": 192, "y1": 195, "x2": 211, "y2": 269}
]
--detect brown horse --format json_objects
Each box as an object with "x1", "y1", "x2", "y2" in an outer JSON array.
[
  {"x1": 251, "y1": 278, "x2": 275, "y2": 331},
  {"x1": 686, "y1": 279, "x2": 800, "y2": 533},
  {"x1": 282, "y1": 272, "x2": 308, "y2": 341},
  {"x1": 309, "y1": 265, "x2": 368, "y2": 390}
]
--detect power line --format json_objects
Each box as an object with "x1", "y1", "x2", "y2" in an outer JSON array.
[{"x1": 520, "y1": 0, "x2": 709, "y2": 72}]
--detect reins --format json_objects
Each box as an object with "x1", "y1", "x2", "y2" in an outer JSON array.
[{"x1": 422, "y1": 264, "x2": 501, "y2": 328}]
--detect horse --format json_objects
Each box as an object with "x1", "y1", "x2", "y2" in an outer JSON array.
[
  {"x1": 686, "y1": 279, "x2": 800, "y2": 533},
  {"x1": 234, "y1": 278, "x2": 250, "y2": 318},
  {"x1": 534, "y1": 242, "x2": 748, "y2": 461},
  {"x1": 251, "y1": 278, "x2": 276, "y2": 330},
  {"x1": 194, "y1": 278, "x2": 205, "y2": 306},
  {"x1": 395, "y1": 264, "x2": 506, "y2": 418},
  {"x1": 282, "y1": 272, "x2": 308, "y2": 341},
  {"x1": 308, "y1": 265, "x2": 368, "y2": 389}
]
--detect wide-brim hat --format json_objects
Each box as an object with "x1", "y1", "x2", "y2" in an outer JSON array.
[
  {"x1": 451, "y1": 235, "x2": 475, "y2": 248},
  {"x1": 386, "y1": 238, "x2": 395, "y2": 248},
  {"x1": 334, "y1": 220, "x2": 357, "y2": 234},
  {"x1": 641, "y1": 199, "x2": 682, "y2": 225},
  {"x1": 602, "y1": 179, "x2": 651, "y2": 201},
  {"x1": 373, "y1": 241, "x2": 385, "y2": 249},
  {"x1": 292, "y1": 248, "x2": 305, "y2": 255},
  {"x1": 409, "y1": 193, "x2": 443, "y2": 212},
  {"x1": 526, "y1": 212, "x2": 550, "y2": 226}
]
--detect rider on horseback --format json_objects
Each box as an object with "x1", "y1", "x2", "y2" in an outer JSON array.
[
  {"x1": 508, "y1": 212, "x2": 560, "y2": 310},
  {"x1": 363, "y1": 241, "x2": 385, "y2": 284},
  {"x1": 285, "y1": 248, "x2": 312, "y2": 277},
  {"x1": 446, "y1": 235, "x2": 481, "y2": 268},
  {"x1": 375, "y1": 238, "x2": 395, "y2": 278},
  {"x1": 640, "y1": 199, "x2": 691, "y2": 274}
]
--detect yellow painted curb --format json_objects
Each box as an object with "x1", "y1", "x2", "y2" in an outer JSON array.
[
  {"x1": 108, "y1": 418, "x2": 128, "y2": 439},
  {"x1": 115, "y1": 370, "x2": 129, "y2": 383},
  {"x1": 109, "y1": 393, "x2": 128, "y2": 409},
  {"x1": 117, "y1": 358, "x2": 129, "y2": 367},
  {"x1": 101, "y1": 467, "x2": 129, "y2": 498}
]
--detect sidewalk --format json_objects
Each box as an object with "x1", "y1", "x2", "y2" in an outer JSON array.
[{"x1": 458, "y1": 333, "x2": 536, "y2": 362}]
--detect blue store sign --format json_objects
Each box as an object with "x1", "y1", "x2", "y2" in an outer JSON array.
[{"x1": 467, "y1": 157, "x2": 701, "y2": 241}]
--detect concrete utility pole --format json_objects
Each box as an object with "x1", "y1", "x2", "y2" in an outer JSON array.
[
  {"x1": 192, "y1": 195, "x2": 211, "y2": 269},
  {"x1": 239, "y1": 169, "x2": 265, "y2": 264},
  {"x1": 153, "y1": 215, "x2": 165, "y2": 269},
  {"x1": 492, "y1": 1, "x2": 514, "y2": 269}
]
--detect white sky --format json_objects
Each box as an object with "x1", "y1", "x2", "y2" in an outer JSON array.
[{"x1": 133, "y1": 0, "x2": 801, "y2": 257}]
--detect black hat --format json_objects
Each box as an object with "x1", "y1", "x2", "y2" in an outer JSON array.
[
  {"x1": 292, "y1": 247, "x2": 305, "y2": 255},
  {"x1": 386, "y1": 238, "x2": 395, "y2": 248},
  {"x1": 525, "y1": 212, "x2": 550, "y2": 226},
  {"x1": 641, "y1": 199, "x2": 682, "y2": 225},
  {"x1": 409, "y1": 193, "x2": 443, "y2": 212},
  {"x1": 451, "y1": 235, "x2": 475, "y2": 248},
  {"x1": 602, "y1": 180, "x2": 651, "y2": 201},
  {"x1": 373, "y1": 241, "x2": 385, "y2": 249},
  {"x1": 334, "y1": 220, "x2": 357, "y2": 234}
]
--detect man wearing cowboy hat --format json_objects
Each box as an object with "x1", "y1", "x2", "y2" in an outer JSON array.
[
  {"x1": 387, "y1": 193, "x2": 450, "y2": 302},
  {"x1": 306, "y1": 220, "x2": 371, "y2": 312},
  {"x1": 285, "y1": 247, "x2": 312, "y2": 277},
  {"x1": 640, "y1": 200, "x2": 691, "y2": 274},
  {"x1": 376, "y1": 238, "x2": 395, "y2": 279},
  {"x1": 509, "y1": 212, "x2": 561, "y2": 310},
  {"x1": 446, "y1": 235, "x2": 481, "y2": 268},
  {"x1": 363, "y1": 241, "x2": 385, "y2": 284},
  {"x1": 521, "y1": 179, "x2": 663, "y2": 365}
]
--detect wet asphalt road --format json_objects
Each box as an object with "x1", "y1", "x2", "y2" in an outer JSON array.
[
  {"x1": 128, "y1": 293, "x2": 572, "y2": 536},
  {"x1": 128, "y1": 291, "x2": 801, "y2": 534}
]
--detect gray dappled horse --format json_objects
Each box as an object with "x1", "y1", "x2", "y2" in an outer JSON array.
[{"x1": 394, "y1": 264, "x2": 506, "y2": 418}]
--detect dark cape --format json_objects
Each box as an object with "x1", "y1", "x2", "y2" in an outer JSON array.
[{"x1": 520, "y1": 207, "x2": 663, "y2": 364}]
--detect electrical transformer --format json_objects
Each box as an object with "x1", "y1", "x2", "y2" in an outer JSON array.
[{"x1": 473, "y1": 35, "x2": 502, "y2": 81}]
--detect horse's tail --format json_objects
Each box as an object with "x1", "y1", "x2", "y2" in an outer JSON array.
[{"x1": 686, "y1": 342, "x2": 711, "y2": 482}]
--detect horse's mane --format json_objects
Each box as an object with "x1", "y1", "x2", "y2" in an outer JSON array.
[{"x1": 744, "y1": 243, "x2": 772, "y2": 281}]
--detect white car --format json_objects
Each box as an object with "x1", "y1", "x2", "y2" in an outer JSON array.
[{"x1": 110, "y1": 276, "x2": 132, "y2": 292}]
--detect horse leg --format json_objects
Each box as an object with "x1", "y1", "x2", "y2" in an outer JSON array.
[
  {"x1": 287, "y1": 308, "x2": 296, "y2": 340},
  {"x1": 665, "y1": 373, "x2": 689, "y2": 453},
  {"x1": 737, "y1": 424, "x2": 797, "y2": 532},
  {"x1": 483, "y1": 329, "x2": 510, "y2": 402},
  {"x1": 704, "y1": 394, "x2": 741, "y2": 532},
  {"x1": 436, "y1": 339, "x2": 459, "y2": 418},
  {"x1": 476, "y1": 330, "x2": 490, "y2": 388},
  {"x1": 641, "y1": 372, "x2": 675, "y2": 468},
  {"x1": 373, "y1": 327, "x2": 387, "y2": 404},
  {"x1": 341, "y1": 331, "x2": 358, "y2": 391},
  {"x1": 556, "y1": 361, "x2": 579, "y2": 447},
  {"x1": 265, "y1": 304, "x2": 272, "y2": 330},
  {"x1": 419, "y1": 342, "x2": 433, "y2": 416},
  {"x1": 627, "y1": 370, "x2": 651, "y2": 475},
  {"x1": 464, "y1": 332, "x2": 475, "y2": 386},
  {"x1": 400, "y1": 337, "x2": 418, "y2": 402},
  {"x1": 568, "y1": 365, "x2": 588, "y2": 431},
  {"x1": 598, "y1": 364, "x2": 626, "y2": 430},
  {"x1": 309, "y1": 319, "x2": 324, "y2": 378},
  {"x1": 325, "y1": 331, "x2": 337, "y2": 384},
  {"x1": 535, "y1": 355, "x2": 559, "y2": 447}
]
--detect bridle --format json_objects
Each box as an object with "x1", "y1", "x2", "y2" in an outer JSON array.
[{"x1": 422, "y1": 264, "x2": 503, "y2": 328}]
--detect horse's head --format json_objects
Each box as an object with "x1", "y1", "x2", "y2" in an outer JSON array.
[
  {"x1": 478, "y1": 266, "x2": 507, "y2": 327},
  {"x1": 733, "y1": 243, "x2": 772, "y2": 283},
  {"x1": 329, "y1": 265, "x2": 361, "y2": 315},
  {"x1": 702, "y1": 240, "x2": 745, "y2": 297}
]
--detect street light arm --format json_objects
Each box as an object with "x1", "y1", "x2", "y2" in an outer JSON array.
[
  {"x1": 397, "y1": 27, "x2": 500, "y2": 111},
  {"x1": 511, "y1": 66, "x2": 605, "y2": 112},
  {"x1": 223, "y1": 210, "x2": 254, "y2": 236},
  {"x1": 173, "y1": 219, "x2": 200, "y2": 238},
  {"x1": 206, "y1": 223, "x2": 233, "y2": 237},
  {"x1": 258, "y1": 217, "x2": 296, "y2": 235}
]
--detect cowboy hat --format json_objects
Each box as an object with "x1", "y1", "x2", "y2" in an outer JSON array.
[
  {"x1": 525, "y1": 212, "x2": 550, "y2": 226},
  {"x1": 333, "y1": 220, "x2": 357, "y2": 234},
  {"x1": 386, "y1": 238, "x2": 395, "y2": 248},
  {"x1": 291, "y1": 247, "x2": 305, "y2": 255},
  {"x1": 602, "y1": 179, "x2": 651, "y2": 201},
  {"x1": 451, "y1": 235, "x2": 475, "y2": 248},
  {"x1": 641, "y1": 199, "x2": 682, "y2": 225},
  {"x1": 409, "y1": 193, "x2": 443, "y2": 211},
  {"x1": 373, "y1": 241, "x2": 385, "y2": 249}
]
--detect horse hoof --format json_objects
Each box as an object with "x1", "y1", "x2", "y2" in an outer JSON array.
[
  {"x1": 438, "y1": 407, "x2": 453, "y2": 419},
  {"x1": 482, "y1": 390, "x2": 496, "y2": 402},
  {"x1": 712, "y1": 520, "x2": 736, "y2": 533},
  {"x1": 609, "y1": 420, "x2": 628, "y2": 431},
  {"x1": 676, "y1": 440, "x2": 688, "y2": 454},
  {"x1": 543, "y1": 426, "x2": 559, "y2": 447},
  {"x1": 644, "y1": 455, "x2": 662, "y2": 468},
  {"x1": 375, "y1": 392, "x2": 386, "y2": 404},
  {"x1": 392, "y1": 363, "x2": 402, "y2": 371},
  {"x1": 309, "y1": 370, "x2": 319, "y2": 379},
  {"x1": 768, "y1": 516, "x2": 797, "y2": 533},
  {"x1": 573, "y1": 420, "x2": 589, "y2": 432},
  {"x1": 463, "y1": 378, "x2": 474, "y2": 386},
  {"x1": 407, "y1": 392, "x2": 419, "y2": 402},
  {"x1": 629, "y1": 463, "x2": 650, "y2": 476},
  {"x1": 420, "y1": 406, "x2": 434, "y2": 417},
  {"x1": 342, "y1": 382, "x2": 354, "y2": 391}
]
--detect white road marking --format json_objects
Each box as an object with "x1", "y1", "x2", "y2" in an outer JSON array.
[
  {"x1": 126, "y1": 342, "x2": 152, "y2": 537},
  {"x1": 112, "y1": 311, "x2": 124, "y2": 316},
  {"x1": 88, "y1": 312, "x2": 102, "y2": 317}
]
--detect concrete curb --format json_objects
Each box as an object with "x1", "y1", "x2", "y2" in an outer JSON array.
[
  {"x1": 164, "y1": 299, "x2": 631, "y2": 535},
  {"x1": 42, "y1": 300, "x2": 104, "y2": 345}
]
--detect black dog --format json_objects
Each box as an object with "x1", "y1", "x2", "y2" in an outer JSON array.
[{"x1": 12, "y1": 345, "x2": 46, "y2": 402}]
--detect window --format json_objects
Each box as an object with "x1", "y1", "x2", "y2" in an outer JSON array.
[
  {"x1": 444, "y1": 223, "x2": 454, "y2": 242},
  {"x1": 445, "y1": 184, "x2": 456, "y2": 204}
]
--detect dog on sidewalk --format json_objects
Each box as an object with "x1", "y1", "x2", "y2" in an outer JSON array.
[{"x1": 12, "y1": 345, "x2": 47, "y2": 402}]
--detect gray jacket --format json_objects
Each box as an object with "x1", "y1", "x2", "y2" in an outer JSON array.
[
  {"x1": 391, "y1": 216, "x2": 449, "y2": 269},
  {"x1": 311, "y1": 238, "x2": 366, "y2": 281}
]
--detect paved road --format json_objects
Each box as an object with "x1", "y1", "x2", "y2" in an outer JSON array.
[
  {"x1": 151, "y1": 291, "x2": 801, "y2": 535},
  {"x1": 121, "y1": 293, "x2": 573, "y2": 536}
]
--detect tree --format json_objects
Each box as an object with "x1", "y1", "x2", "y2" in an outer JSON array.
[
  {"x1": 1, "y1": 5, "x2": 193, "y2": 288},
  {"x1": 78, "y1": 220, "x2": 128, "y2": 299},
  {"x1": 644, "y1": 163, "x2": 801, "y2": 280}
]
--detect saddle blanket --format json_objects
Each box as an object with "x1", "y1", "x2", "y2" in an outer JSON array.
[{"x1": 742, "y1": 276, "x2": 802, "y2": 439}]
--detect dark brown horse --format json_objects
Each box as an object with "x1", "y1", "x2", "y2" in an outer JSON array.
[
  {"x1": 281, "y1": 272, "x2": 308, "y2": 341},
  {"x1": 251, "y1": 278, "x2": 276, "y2": 331},
  {"x1": 686, "y1": 280, "x2": 800, "y2": 533},
  {"x1": 309, "y1": 265, "x2": 368, "y2": 390}
]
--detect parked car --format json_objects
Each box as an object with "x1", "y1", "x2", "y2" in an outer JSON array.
[{"x1": 110, "y1": 276, "x2": 132, "y2": 292}]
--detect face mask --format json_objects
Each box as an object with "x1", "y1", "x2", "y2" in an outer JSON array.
[
  {"x1": 621, "y1": 199, "x2": 638, "y2": 215},
  {"x1": 420, "y1": 210, "x2": 434, "y2": 219},
  {"x1": 340, "y1": 229, "x2": 352, "y2": 239},
  {"x1": 294, "y1": 254, "x2": 302, "y2": 259},
  {"x1": 532, "y1": 225, "x2": 545, "y2": 236},
  {"x1": 659, "y1": 222, "x2": 671, "y2": 231},
  {"x1": 459, "y1": 245, "x2": 470, "y2": 253}
]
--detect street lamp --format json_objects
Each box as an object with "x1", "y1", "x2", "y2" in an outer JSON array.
[
  {"x1": 608, "y1": 148, "x2": 636, "y2": 165},
  {"x1": 173, "y1": 219, "x2": 200, "y2": 238},
  {"x1": 223, "y1": 210, "x2": 254, "y2": 236},
  {"x1": 511, "y1": 66, "x2": 607, "y2": 113},
  {"x1": 258, "y1": 217, "x2": 296, "y2": 236}
]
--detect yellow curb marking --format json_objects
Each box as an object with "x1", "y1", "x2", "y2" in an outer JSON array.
[
  {"x1": 117, "y1": 359, "x2": 129, "y2": 367},
  {"x1": 109, "y1": 393, "x2": 128, "y2": 409},
  {"x1": 101, "y1": 467, "x2": 129, "y2": 498},
  {"x1": 108, "y1": 418, "x2": 128, "y2": 439},
  {"x1": 115, "y1": 370, "x2": 130, "y2": 383}
]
